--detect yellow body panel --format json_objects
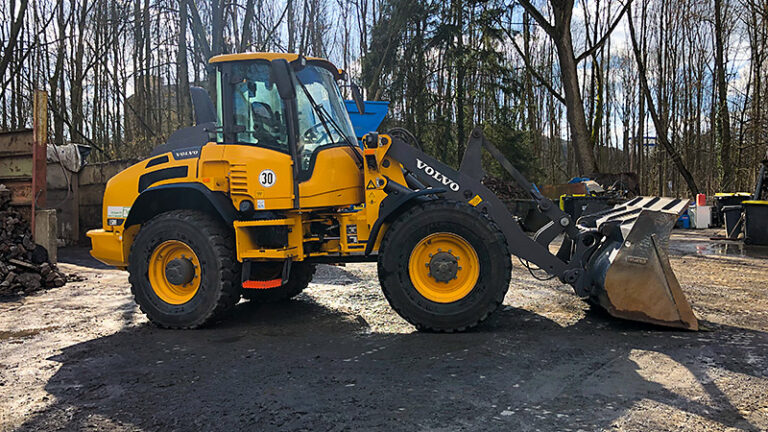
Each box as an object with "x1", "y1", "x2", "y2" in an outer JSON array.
[
  {"x1": 299, "y1": 146, "x2": 364, "y2": 209},
  {"x1": 89, "y1": 114, "x2": 401, "y2": 267},
  {"x1": 234, "y1": 217, "x2": 304, "y2": 260},
  {"x1": 360, "y1": 135, "x2": 407, "y2": 249},
  {"x1": 220, "y1": 145, "x2": 296, "y2": 210},
  {"x1": 88, "y1": 225, "x2": 138, "y2": 268}
]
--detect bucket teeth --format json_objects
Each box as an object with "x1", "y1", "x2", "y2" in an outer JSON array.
[{"x1": 584, "y1": 198, "x2": 699, "y2": 330}]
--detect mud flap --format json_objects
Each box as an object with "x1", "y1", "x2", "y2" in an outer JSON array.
[{"x1": 585, "y1": 198, "x2": 699, "y2": 330}]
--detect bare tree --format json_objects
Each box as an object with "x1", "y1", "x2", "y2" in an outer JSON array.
[{"x1": 627, "y1": 3, "x2": 699, "y2": 195}]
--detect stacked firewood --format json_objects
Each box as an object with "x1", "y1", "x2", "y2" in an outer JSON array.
[{"x1": 0, "y1": 185, "x2": 67, "y2": 296}]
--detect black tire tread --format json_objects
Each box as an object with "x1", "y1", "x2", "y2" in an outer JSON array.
[
  {"x1": 377, "y1": 200, "x2": 511, "y2": 332},
  {"x1": 128, "y1": 210, "x2": 240, "y2": 329}
]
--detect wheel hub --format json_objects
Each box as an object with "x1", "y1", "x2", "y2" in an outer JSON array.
[
  {"x1": 407, "y1": 232, "x2": 480, "y2": 303},
  {"x1": 428, "y1": 251, "x2": 459, "y2": 282},
  {"x1": 165, "y1": 257, "x2": 195, "y2": 285},
  {"x1": 148, "y1": 240, "x2": 201, "y2": 305}
]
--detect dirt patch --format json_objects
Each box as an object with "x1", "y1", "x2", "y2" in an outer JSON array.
[{"x1": 1, "y1": 229, "x2": 767, "y2": 431}]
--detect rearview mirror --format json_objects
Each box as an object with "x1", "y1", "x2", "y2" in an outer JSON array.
[
  {"x1": 351, "y1": 83, "x2": 365, "y2": 115},
  {"x1": 271, "y1": 59, "x2": 296, "y2": 100}
]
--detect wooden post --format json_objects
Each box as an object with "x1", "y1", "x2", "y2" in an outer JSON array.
[{"x1": 32, "y1": 90, "x2": 48, "y2": 234}]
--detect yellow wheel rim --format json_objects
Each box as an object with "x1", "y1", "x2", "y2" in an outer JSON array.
[
  {"x1": 408, "y1": 232, "x2": 480, "y2": 303},
  {"x1": 148, "y1": 240, "x2": 201, "y2": 305}
]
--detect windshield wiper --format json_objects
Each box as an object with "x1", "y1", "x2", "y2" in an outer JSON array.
[{"x1": 295, "y1": 80, "x2": 364, "y2": 166}]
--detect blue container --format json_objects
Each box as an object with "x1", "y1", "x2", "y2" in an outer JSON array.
[
  {"x1": 676, "y1": 212, "x2": 691, "y2": 229},
  {"x1": 345, "y1": 100, "x2": 389, "y2": 143}
]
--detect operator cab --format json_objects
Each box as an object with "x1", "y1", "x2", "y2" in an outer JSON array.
[
  {"x1": 210, "y1": 53, "x2": 365, "y2": 181},
  {"x1": 157, "y1": 53, "x2": 366, "y2": 183}
]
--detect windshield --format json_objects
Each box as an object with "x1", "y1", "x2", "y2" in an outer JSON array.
[
  {"x1": 229, "y1": 62, "x2": 289, "y2": 150},
  {"x1": 295, "y1": 65, "x2": 356, "y2": 170}
]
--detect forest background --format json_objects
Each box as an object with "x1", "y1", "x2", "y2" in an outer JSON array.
[{"x1": 2, "y1": 0, "x2": 767, "y2": 196}]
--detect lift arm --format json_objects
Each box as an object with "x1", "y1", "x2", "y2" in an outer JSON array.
[{"x1": 385, "y1": 127, "x2": 589, "y2": 285}]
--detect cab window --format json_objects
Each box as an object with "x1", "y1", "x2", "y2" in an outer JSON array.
[
  {"x1": 295, "y1": 65, "x2": 357, "y2": 171},
  {"x1": 231, "y1": 62, "x2": 288, "y2": 151}
]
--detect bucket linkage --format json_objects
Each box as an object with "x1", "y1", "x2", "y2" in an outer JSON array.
[{"x1": 416, "y1": 127, "x2": 700, "y2": 330}]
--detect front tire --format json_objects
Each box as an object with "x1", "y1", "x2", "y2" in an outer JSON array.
[
  {"x1": 128, "y1": 210, "x2": 240, "y2": 329},
  {"x1": 377, "y1": 201, "x2": 511, "y2": 332}
]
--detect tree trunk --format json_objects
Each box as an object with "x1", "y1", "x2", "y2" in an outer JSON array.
[
  {"x1": 455, "y1": 0, "x2": 466, "y2": 162},
  {"x1": 628, "y1": 4, "x2": 699, "y2": 196},
  {"x1": 714, "y1": 0, "x2": 733, "y2": 190},
  {"x1": 519, "y1": 0, "x2": 600, "y2": 175},
  {"x1": 0, "y1": 0, "x2": 29, "y2": 88},
  {"x1": 178, "y1": 0, "x2": 192, "y2": 126},
  {"x1": 553, "y1": 29, "x2": 599, "y2": 174}
]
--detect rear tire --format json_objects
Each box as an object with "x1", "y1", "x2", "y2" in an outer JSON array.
[
  {"x1": 241, "y1": 262, "x2": 316, "y2": 302},
  {"x1": 128, "y1": 210, "x2": 240, "y2": 329},
  {"x1": 377, "y1": 201, "x2": 511, "y2": 332}
]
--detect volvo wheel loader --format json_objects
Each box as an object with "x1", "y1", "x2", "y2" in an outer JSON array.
[{"x1": 87, "y1": 52, "x2": 698, "y2": 331}]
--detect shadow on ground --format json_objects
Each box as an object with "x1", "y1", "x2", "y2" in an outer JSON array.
[
  {"x1": 15, "y1": 294, "x2": 768, "y2": 431},
  {"x1": 57, "y1": 247, "x2": 113, "y2": 270}
]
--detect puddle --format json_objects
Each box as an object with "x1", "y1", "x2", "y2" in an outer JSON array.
[{"x1": 669, "y1": 240, "x2": 768, "y2": 259}]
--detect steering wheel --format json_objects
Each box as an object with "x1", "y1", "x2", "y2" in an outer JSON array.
[{"x1": 302, "y1": 122, "x2": 331, "y2": 143}]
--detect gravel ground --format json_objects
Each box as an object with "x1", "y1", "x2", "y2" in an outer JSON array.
[{"x1": 1, "y1": 229, "x2": 767, "y2": 431}]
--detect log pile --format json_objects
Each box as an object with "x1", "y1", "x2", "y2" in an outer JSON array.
[
  {"x1": 482, "y1": 176, "x2": 530, "y2": 202},
  {"x1": 0, "y1": 184, "x2": 66, "y2": 296}
]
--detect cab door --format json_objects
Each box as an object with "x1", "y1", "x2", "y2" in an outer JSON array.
[
  {"x1": 217, "y1": 60, "x2": 296, "y2": 211},
  {"x1": 293, "y1": 65, "x2": 364, "y2": 208}
]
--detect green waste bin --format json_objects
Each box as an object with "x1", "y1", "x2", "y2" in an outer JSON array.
[{"x1": 743, "y1": 201, "x2": 768, "y2": 245}]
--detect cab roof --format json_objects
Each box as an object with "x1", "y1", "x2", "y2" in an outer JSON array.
[{"x1": 208, "y1": 52, "x2": 342, "y2": 77}]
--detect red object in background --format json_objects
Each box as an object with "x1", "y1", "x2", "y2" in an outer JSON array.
[{"x1": 696, "y1": 193, "x2": 706, "y2": 206}]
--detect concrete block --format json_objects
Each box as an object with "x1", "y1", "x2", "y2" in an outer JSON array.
[{"x1": 34, "y1": 208, "x2": 58, "y2": 263}]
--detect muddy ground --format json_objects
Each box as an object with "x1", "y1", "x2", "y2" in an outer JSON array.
[{"x1": 1, "y1": 229, "x2": 768, "y2": 431}]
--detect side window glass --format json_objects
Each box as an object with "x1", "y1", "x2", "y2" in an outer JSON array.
[
  {"x1": 232, "y1": 63, "x2": 288, "y2": 151},
  {"x1": 295, "y1": 66, "x2": 357, "y2": 172}
]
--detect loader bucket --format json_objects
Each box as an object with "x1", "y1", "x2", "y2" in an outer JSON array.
[{"x1": 583, "y1": 197, "x2": 699, "y2": 330}]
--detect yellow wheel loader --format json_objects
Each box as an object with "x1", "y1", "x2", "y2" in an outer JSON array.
[{"x1": 87, "y1": 52, "x2": 698, "y2": 331}]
